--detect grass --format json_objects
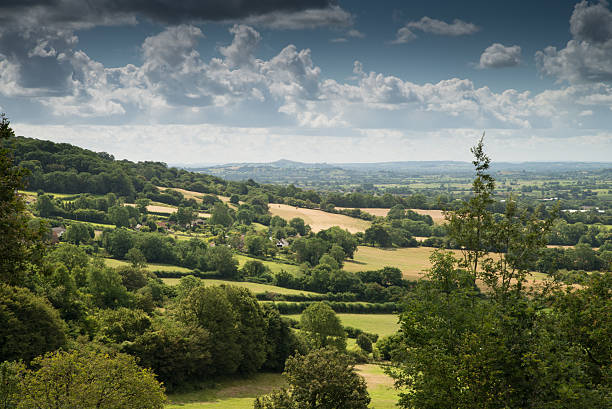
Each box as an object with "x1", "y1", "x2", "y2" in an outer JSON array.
[
  {"x1": 235, "y1": 254, "x2": 302, "y2": 275},
  {"x1": 162, "y1": 278, "x2": 318, "y2": 296},
  {"x1": 166, "y1": 373, "x2": 284, "y2": 409},
  {"x1": 165, "y1": 365, "x2": 398, "y2": 409},
  {"x1": 269, "y1": 203, "x2": 371, "y2": 233},
  {"x1": 344, "y1": 246, "x2": 551, "y2": 283},
  {"x1": 103, "y1": 258, "x2": 192, "y2": 273},
  {"x1": 356, "y1": 364, "x2": 399, "y2": 409},
  {"x1": 283, "y1": 313, "x2": 400, "y2": 337}
]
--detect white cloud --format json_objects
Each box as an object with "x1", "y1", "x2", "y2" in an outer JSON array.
[
  {"x1": 478, "y1": 43, "x2": 521, "y2": 68},
  {"x1": 392, "y1": 16, "x2": 479, "y2": 43},
  {"x1": 536, "y1": 0, "x2": 612, "y2": 83}
]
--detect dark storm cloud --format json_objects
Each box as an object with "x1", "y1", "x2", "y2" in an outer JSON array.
[{"x1": 0, "y1": 0, "x2": 337, "y2": 27}]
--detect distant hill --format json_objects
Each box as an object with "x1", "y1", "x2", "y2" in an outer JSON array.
[{"x1": 185, "y1": 160, "x2": 612, "y2": 186}]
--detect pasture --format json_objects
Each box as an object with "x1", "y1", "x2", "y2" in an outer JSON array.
[
  {"x1": 235, "y1": 254, "x2": 302, "y2": 275},
  {"x1": 162, "y1": 278, "x2": 318, "y2": 296},
  {"x1": 103, "y1": 258, "x2": 192, "y2": 273},
  {"x1": 344, "y1": 246, "x2": 550, "y2": 283},
  {"x1": 166, "y1": 365, "x2": 398, "y2": 409},
  {"x1": 269, "y1": 203, "x2": 371, "y2": 233},
  {"x1": 283, "y1": 313, "x2": 400, "y2": 337}
]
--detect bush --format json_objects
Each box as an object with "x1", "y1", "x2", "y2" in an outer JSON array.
[{"x1": 356, "y1": 333, "x2": 373, "y2": 353}]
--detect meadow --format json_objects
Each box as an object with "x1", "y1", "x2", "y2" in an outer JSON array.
[
  {"x1": 344, "y1": 246, "x2": 550, "y2": 282},
  {"x1": 283, "y1": 313, "x2": 400, "y2": 337},
  {"x1": 162, "y1": 278, "x2": 318, "y2": 296},
  {"x1": 103, "y1": 258, "x2": 192, "y2": 273},
  {"x1": 235, "y1": 254, "x2": 302, "y2": 275},
  {"x1": 269, "y1": 203, "x2": 371, "y2": 233},
  {"x1": 166, "y1": 364, "x2": 398, "y2": 409}
]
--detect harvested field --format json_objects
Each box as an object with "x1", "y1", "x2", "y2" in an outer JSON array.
[
  {"x1": 269, "y1": 204, "x2": 370, "y2": 233},
  {"x1": 409, "y1": 209, "x2": 446, "y2": 224},
  {"x1": 336, "y1": 207, "x2": 390, "y2": 217},
  {"x1": 125, "y1": 203, "x2": 210, "y2": 218}
]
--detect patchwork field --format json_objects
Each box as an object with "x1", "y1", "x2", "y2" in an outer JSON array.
[
  {"x1": 166, "y1": 365, "x2": 398, "y2": 409},
  {"x1": 283, "y1": 313, "x2": 400, "y2": 337},
  {"x1": 269, "y1": 204, "x2": 371, "y2": 233}
]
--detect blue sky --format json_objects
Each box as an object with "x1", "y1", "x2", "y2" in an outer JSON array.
[{"x1": 1, "y1": 0, "x2": 611, "y2": 164}]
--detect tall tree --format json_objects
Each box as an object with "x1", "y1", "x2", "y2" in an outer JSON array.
[
  {"x1": 300, "y1": 302, "x2": 346, "y2": 350},
  {"x1": 0, "y1": 114, "x2": 46, "y2": 285}
]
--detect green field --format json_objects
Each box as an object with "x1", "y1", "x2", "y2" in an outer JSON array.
[
  {"x1": 166, "y1": 365, "x2": 398, "y2": 409},
  {"x1": 284, "y1": 313, "x2": 400, "y2": 337},
  {"x1": 162, "y1": 278, "x2": 318, "y2": 296},
  {"x1": 166, "y1": 373, "x2": 284, "y2": 409},
  {"x1": 103, "y1": 258, "x2": 192, "y2": 273},
  {"x1": 344, "y1": 246, "x2": 551, "y2": 283},
  {"x1": 235, "y1": 254, "x2": 302, "y2": 275}
]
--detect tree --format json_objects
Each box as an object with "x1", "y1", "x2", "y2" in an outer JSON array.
[
  {"x1": 103, "y1": 228, "x2": 134, "y2": 259},
  {"x1": 356, "y1": 334, "x2": 372, "y2": 353},
  {"x1": 178, "y1": 285, "x2": 241, "y2": 375},
  {"x1": 108, "y1": 204, "x2": 131, "y2": 228},
  {"x1": 95, "y1": 307, "x2": 151, "y2": 344},
  {"x1": 123, "y1": 318, "x2": 212, "y2": 391},
  {"x1": 261, "y1": 305, "x2": 302, "y2": 371},
  {"x1": 176, "y1": 206, "x2": 194, "y2": 226},
  {"x1": 207, "y1": 245, "x2": 239, "y2": 278},
  {"x1": 0, "y1": 285, "x2": 66, "y2": 363},
  {"x1": 36, "y1": 194, "x2": 56, "y2": 217},
  {"x1": 0, "y1": 114, "x2": 46, "y2": 286},
  {"x1": 224, "y1": 286, "x2": 268, "y2": 374},
  {"x1": 300, "y1": 302, "x2": 346, "y2": 350},
  {"x1": 289, "y1": 217, "x2": 307, "y2": 235},
  {"x1": 255, "y1": 348, "x2": 370, "y2": 409},
  {"x1": 364, "y1": 224, "x2": 392, "y2": 247},
  {"x1": 64, "y1": 222, "x2": 92, "y2": 245},
  {"x1": 86, "y1": 266, "x2": 130, "y2": 308},
  {"x1": 210, "y1": 203, "x2": 234, "y2": 227},
  {"x1": 388, "y1": 138, "x2": 574, "y2": 409},
  {"x1": 126, "y1": 248, "x2": 147, "y2": 268},
  {"x1": 16, "y1": 349, "x2": 166, "y2": 409},
  {"x1": 135, "y1": 198, "x2": 150, "y2": 214},
  {"x1": 0, "y1": 361, "x2": 25, "y2": 409}
]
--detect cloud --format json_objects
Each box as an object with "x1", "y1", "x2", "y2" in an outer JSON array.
[
  {"x1": 330, "y1": 28, "x2": 365, "y2": 43},
  {"x1": 478, "y1": 43, "x2": 521, "y2": 68},
  {"x1": 242, "y1": 5, "x2": 353, "y2": 30},
  {"x1": 536, "y1": 1, "x2": 612, "y2": 83},
  {"x1": 1, "y1": 21, "x2": 612, "y2": 141},
  {"x1": 392, "y1": 16, "x2": 479, "y2": 43},
  {"x1": 0, "y1": 1, "x2": 341, "y2": 28}
]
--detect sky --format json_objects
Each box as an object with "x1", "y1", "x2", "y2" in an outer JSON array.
[{"x1": 1, "y1": 0, "x2": 612, "y2": 164}]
